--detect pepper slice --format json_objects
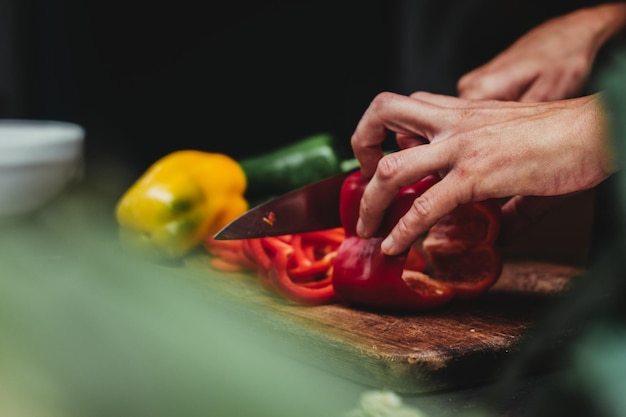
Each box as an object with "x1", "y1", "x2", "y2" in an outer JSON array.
[
  {"x1": 264, "y1": 237, "x2": 337, "y2": 305},
  {"x1": 331, "y1": 171, "x2": 502, "y2": 312},
  {"x1": 205, "y1": 229, "x2": 344, "y2": 305}
]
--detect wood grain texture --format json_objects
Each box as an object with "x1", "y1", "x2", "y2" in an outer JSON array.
[{"x1": 187, "y1": 256, "x2": 583, "y2": 393}]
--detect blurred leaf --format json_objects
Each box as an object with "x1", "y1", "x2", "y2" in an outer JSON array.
[{"x1": 0, "y1": 184, "x2": 365, "y2": 417}]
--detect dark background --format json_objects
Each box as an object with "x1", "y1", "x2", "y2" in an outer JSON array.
[
  {"x1": 4, "y1": 0, "x2": 393, "y2": 181},
  {"x1": 1, "y1": 0, "x2": 602, "y2": 184}
]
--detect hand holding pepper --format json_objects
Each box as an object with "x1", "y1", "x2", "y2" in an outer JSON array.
[
  {"x1": 352, "y1": 3, "x2": 626, "y2": 256},
  {"x1": 332, "y1": 171, "x2": 501, "y2": 312},
  {"x1": 351, "y1": 91, "x2": 616, "y2": 256},
  {"x1": 455, "y1": 2, "x2": 626, "y2": 243}
]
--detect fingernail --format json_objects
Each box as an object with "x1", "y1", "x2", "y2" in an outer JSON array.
[{"x1": 381, "y1": 236, "x2": 394, "y2": 254}]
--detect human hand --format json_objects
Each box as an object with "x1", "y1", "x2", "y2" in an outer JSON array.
[
  {"x1": 351, "y1": 91, "x2": 616, "y2": 255},
  {"x1": 456, "y1": 3, "x2": 626, "y2": 242},
  {"x1": 457, "y1": 3, "x2": 626, "y2": 102}
]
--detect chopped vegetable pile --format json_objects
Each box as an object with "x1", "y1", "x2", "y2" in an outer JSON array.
[
  {"x1": 205, "y1": 171, "x2": 503, "y2": 312},
  {"x1": 205, "y1": 229, "x2": 345, "y2": 305}
]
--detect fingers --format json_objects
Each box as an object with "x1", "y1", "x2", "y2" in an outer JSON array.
[
  {"x1": 351, "y1": 91, "x2": 506, "y2": 255},
  {"x1": 458, "y1": 66, "x2": 533, "y2": 101},
  {"x1": 351, "y1": 92, "x2": 447, "y2": 178},
  {"x1": 381, "y1": 180, "x2": 462, "y2": 255},
  {"x1": 356, "y1": 143, "x2": 464, "y2": 256},
  {"x1": 519, "y1": 72, "x2": 586, "y2": 102},
  {"x1": 409, "y1": 91, "x2": 468, "y2": 107},
  {"x1": 459, "y1": 60, "x2": 588, "y2": 103},
  {"x1": 351, "y1": 92, "x2": 466, "y2": 254}
]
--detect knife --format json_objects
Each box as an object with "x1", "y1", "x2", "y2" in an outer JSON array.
[{"x1": 213, "y1": 170, "x2": 353, "y2": 240}]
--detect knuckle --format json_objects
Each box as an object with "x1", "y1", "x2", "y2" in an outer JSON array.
[
  {"x1": 411, "y1": 195, "x2": 433, "y2": 220},
  {"x1": 375, "y1": 154, "x2": 401, "y2": 180},
  {"x1": 450, "y1": 155, "x2": 472, "y2": 178},
  {"x1": 458, "y1": 75, "x2": 499, "y2": 100},
  {"x1": 457, "y1": 75, "x2": 481, "y2": 97},
  {"x1": 349, "y1": 131, "x2": 361, "y2": 149},
  {"x1": 456, "y1": 75, "x2": 471, "y2": 94},
  {"x1": 371, "y1": 91, "x2": 397, "y2": 109},
  {"x1": 408, "y1": 91, "x2": 429, "y2": 100}
]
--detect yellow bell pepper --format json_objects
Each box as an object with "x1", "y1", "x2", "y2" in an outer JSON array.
[{"x1": 115, "y1": 150, "x2": 248, "y2": 259}]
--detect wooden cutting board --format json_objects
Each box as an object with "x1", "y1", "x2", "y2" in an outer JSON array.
[
  {"x1": 187, "y1": 255, "x2": 583, "y2": 394},
  {"x1": 186, "y1": 190, "x2": 594, "y2": 393}
]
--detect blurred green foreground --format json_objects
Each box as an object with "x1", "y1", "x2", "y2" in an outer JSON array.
[{"x1": 0, "y1": 180, "x2": 374, "y2": 417}]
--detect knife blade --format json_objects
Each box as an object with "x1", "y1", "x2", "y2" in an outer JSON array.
[{"x1": 213, "y1": 170, "x2": 353, "y2": 240}]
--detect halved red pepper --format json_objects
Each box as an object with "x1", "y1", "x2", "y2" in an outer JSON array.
[
  {"x1": 423, "y1": 201, "x2": 502, "y2": 299},
  {"x1": 331, "y1": 171, "x2": 502, "y2": 312}
]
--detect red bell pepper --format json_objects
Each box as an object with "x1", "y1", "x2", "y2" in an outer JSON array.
[
  {"x1": 332, "y1": 171, "x2": 502, "y2": 312},
  {"x1": 422, "y1": 201, "x2": 503, "y2": 299}
]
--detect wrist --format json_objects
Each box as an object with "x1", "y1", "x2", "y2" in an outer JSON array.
[{"x1": 575, "y1": 3, "x2": 626, "y2": 46}]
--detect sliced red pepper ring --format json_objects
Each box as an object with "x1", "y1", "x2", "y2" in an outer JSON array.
[
  {"x1": 289, "y1": 234, "x2": 311, "y2": 267},
  {"x1": 331, "y1": 171, "x2": 502, "y2": 312},
  {"x1": 288, "y1": 252, "x2": 337, "y2": 281},
  {"x1": 299, "y1": 229, "x2": 346, "y2": 246},
  {"x1": 204, "y1": 238, "x2": 257, "y2": 271},
  {"x1": 242, "y1": 238, "x2": 272, "y2": 271},
  {"x1": 260, "y1": 235, "x2": 337, "y2": 305},
  {"x1": 298, "y1": 275, "x2": 333, "y2": 289},
  {"x1": 205, "y1": 228, "x2": 342, "y2": 305},
  {"x1": 267, "y1": 246, "x2": 337, "y2": 305}
]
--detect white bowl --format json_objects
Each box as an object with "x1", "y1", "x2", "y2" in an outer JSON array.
[{"x1": 0, "y1": 120, "x2": 84, "y2": 220}]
